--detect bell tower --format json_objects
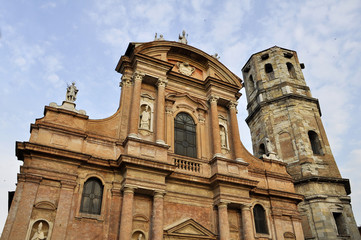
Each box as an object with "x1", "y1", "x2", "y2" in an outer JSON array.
[{"x1": 242, "y1": 46, "x2": 360, "y2": 239}]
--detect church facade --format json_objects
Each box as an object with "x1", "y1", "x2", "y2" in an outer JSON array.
[{"x1": 1, "y1": 37, "x2": 358, "y2": 240}]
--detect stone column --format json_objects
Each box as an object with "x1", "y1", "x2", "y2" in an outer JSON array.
[
  {"x1": 209, "y1": 95, "x2": 222, "y2": 157},
  {"x1": 155, "y1": 78, "x2": 168, "y2": 144},
  {"x1": 128, "y1": 72, "x2": 144, "y2": 138},
  {"x1": 51, "y1": 181, "x2": 76, "y2": 240},
  {"x1": 242, "y1": 204, "x2": 255, "y2": 240},
  {"x1": 218, "y1": 202, "x2": 230, "y2": 240},
  {"x1": 119, "y1": 75, "x2": 133, "y2": 138},
  {"x1": 119, "y1": 187, "x2": 135, "y2": 240},
  {"x1": 151, "y1": 191, "x2": 164, "y2": 240},
  {"x1": 165, "y1": 106, "x2": 173, "y2": 147},
  {"x1": 228, "y1": 101, "x2": 246, "y2": 163}
]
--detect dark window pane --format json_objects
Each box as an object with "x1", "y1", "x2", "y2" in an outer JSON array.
[
  {"x1": 174, "y1": 113, "x2": 196, "y2": 158},
  {"x1": 253, "y1": 204, "x2": 268, "y2": 234},
  {"x1": 80, "y1": 178, "x2": 103, "y2": 215}
]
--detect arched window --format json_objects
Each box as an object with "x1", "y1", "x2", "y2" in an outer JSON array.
[
  {"x1": 80, "y1": 178, "x2": 103, "y2": 215},
  {"x1": 253, "y1": 204, "x2": 268, "y2": 234},
  {"x1": 308, "y1": 131, "x2": 322, "y2": 155},
  {"x1": 265, "y1": 63, "x2": 274, "y2": 80},
  {"x1": 286, "y1": 62, "x2": 296, "y2": 78},
  {"x1": 174, "y1": 113, "x2": 197, "y2": 158}
]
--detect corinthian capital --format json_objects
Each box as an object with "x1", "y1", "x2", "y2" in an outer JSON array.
[
  {"x1": 157, "y1": 78, "x2": 168, "y2": 88},
  {"x1": 120, "y1": 75, "x2": 133, "y2": 87},
  {"x1": 228, "y1": 101, "x2": 238, "y2": 109},
  {"x1": 208, "y1": 94, "x2": 219, "y2": 103},
  {"x1": 133, "y1": 71, "x2": 145, "y2": 82}
]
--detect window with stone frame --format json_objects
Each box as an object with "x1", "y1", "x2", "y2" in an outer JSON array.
[
  {"x1": 286, "y1": 62, "x2": 297, "y2": 78},
  {"x1": 265, "y1": 63, "x2": 275, "y2": 80},
  {"x1": 253, "y1": 204, "x2": 268, "y2": 234},
  {"x1": 80, "y1": 177, "x2": 103, "y2": 215},
  {"x1": 308, "y1": 130, "x2": 323, "y2": 155},
  {"x1": 333, "y1": 212, "x2": 348, "y2": 236},
  {"x1": 174, "y1": 112, "x2": 197, "y2": 158}
]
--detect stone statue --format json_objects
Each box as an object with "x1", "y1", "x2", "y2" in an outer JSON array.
[
  {"x1": 212, "y1": 53, "x2": 220, "y2": 60},
  {"x1": 140, "y1": 105, "x2": 151, "y2": 130},
  {"x1": 66, "y1": 82, "x2": 78, "y2": 102},
  {"x1": 154, "y1": 33, "x2": 164, "y2": 41},
  {"x1": 265, "y1": 137, "x2": 275, "y2": 154},
  {"x1": 178, "y1": 30, "x2": 188, "y2": 44},
  {"x1": 220, "y1": 126, "x2": 227, "y2": 148},
  {"x1": 137, "y1": 233, "x2": 143, "y2": 240},
  {"x1": 31, "y1": 222, "x2": 46, "y2": 240}
]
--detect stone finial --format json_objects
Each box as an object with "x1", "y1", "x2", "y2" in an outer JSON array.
[
  {"x1": 49, "y1": 82, "x2": 86, "y2": 115},
  {"x1": 154, "y1": 33, "x2": 164, "y2": 41},
  {"x1": 178, "y1": 30, "x2": 188, "y2": 44}
]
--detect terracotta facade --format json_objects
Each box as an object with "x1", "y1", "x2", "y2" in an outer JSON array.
[{"x1": 2, "y1": 41, "x2": 306, "y2": 239}]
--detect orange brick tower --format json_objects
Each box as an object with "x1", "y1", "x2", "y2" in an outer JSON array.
[{"x1": 242, "y1": 46, "x2": 360, "y2": 239}]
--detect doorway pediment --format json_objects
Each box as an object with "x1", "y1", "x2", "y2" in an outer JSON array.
[{"x1": 164, "y1": 218, "x2": 216, "y2": 239}]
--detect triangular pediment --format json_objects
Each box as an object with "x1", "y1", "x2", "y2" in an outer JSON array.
[{"x1": 164, "y1": 218, "x2": 216, "y2": 239}]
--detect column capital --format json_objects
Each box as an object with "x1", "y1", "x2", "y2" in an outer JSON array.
[
  {"x1": 208, "y1": 94, "x2": 219, "y2": 103},
  {"x1": 133, "y1": 71, "x2": 145, "y2": 81},
  {"x1": 241, "y1": 203, "x2": 252, "y2": 210},
  {"x1": 123, "y1": 186, "x2": 136, "y2": 194},
  {"x1": 119, "y1": 75, "x2": 133, "y2": 87},
  {"x1": 217, "y1": 201, "x2": 229, "y2": 208},
  {"x1": 157, "y1": 78, "x2": 168, "y2": 87},
  {"x1": 228, "y1": 100, "x2": 238, "y2": 109},
  {"x1": 154, "y1": 190, "x2": 166, "y2": 198}
]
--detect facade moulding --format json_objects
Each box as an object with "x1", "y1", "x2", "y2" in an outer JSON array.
[
  {"x1": 294, "y1": 176, "x2": 351, "y2": 194},
  {"x1": 245, "y1": 94, "x2": 321, "y2": 124}
]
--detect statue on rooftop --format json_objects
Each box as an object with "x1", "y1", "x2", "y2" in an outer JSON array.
[
  {"x1": 66, "y1": 82, "x2": 78, "y2": 102},
  {"x1": 154, "y1": 33, "x2": 164, "y2": 41},
  {"x1": 178, "y1": 30, "x2": 188, "y2": 44}
]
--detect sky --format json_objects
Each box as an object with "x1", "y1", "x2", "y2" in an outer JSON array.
[{"x1": 1, "y1": 0, "x2": 361, "y2": 231}]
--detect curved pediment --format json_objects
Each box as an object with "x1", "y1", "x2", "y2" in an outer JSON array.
[{"x1": 117, "y1": 41, "x2": 242, "y2": 89}]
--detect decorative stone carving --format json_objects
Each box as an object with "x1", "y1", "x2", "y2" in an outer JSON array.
[
  {"x1": 211, "y1": 53, "x2": 220, "y2": 60},
  {"x1": 140, "y1": 105, "x2": 151, "y2": 130},
  {"x1": 157, "y1": 78, "x2": 168, "y2": 88},
  {"x1": 27, "y1": 220, "x2": 52, "y2": 240},
  {"x1": 178, "y1": 30, "x2": 188, "y2": 44},
  {"x1": 208, "y1": 95, "x2": 219, "y2": 103},
  {"x1": 262, "y1": 137, "x2": 279, "y2": 160},
  {"x1": 219, "y1": 115, "x2": 229, "y2": 151},
  {"x1": 49, "y1": 82, "x2": 86, "y2": 115},
  {"x1": 120, "y1": 75, "x2": 133, "y2": 87},
  {"x1": 176, "y1": 62, "x2": 195, "y2": 76},
  {"x1": 302, "y1": 163, "x2": 318, "y2": 176},
  {"x1": 220, "y1": 126, "x2": 227, "y2": 148},
  {"x1": 139, "y1": 94, "x2": 154, "y2": 135},
  {"x1": 154, "y1": 33, "x2": 164, "y2": 41},
  {"x1": 133, "y1": 71, "x2": 145, "y2": 82},
  {"x1": 66, "y1": 82, "x2": 78, "y2": 102}
]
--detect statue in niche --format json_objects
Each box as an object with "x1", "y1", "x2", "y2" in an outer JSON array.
[
  {"x1": 31, "y1": 222, "x2": 46, "y2": 240},
  {"x1": 220, "y1": 126, "x2": 227, "y2": 148},
  {"x1": 137, "y1": 233, "x2": 143, "y2": 240},
  {"x1": 66, "y1": 82, "x2": 78, "y2": 102},
  {"x1": 265, "y1": 137, "x2": 275, "y2": 154},
  {"x1": 176, "y1": 62, "x2": 195, "y2": 76},
  {"x1": 178, "y1": 30, "x2": 188, "y2": 44},
  {"x1": 140, "y1": 105, "x2": 151, "y2": 130}
]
